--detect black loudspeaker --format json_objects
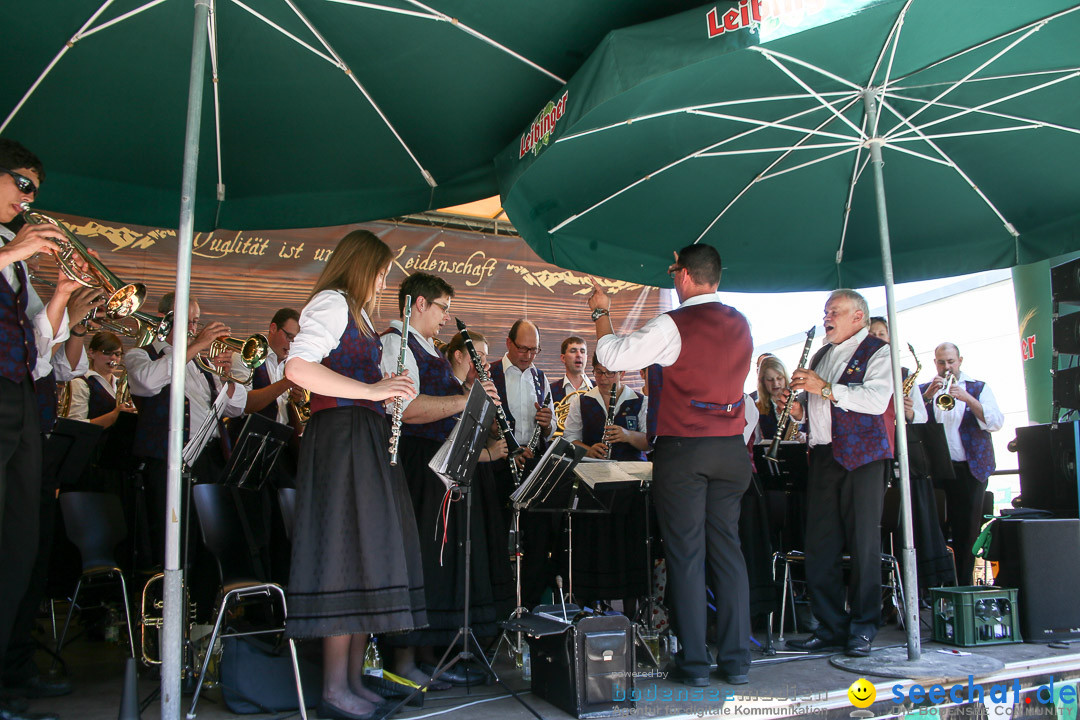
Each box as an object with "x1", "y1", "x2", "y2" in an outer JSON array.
[
  {"x1": 1051, "y1": 257, "x2": 1080, "y2": 303},
  {"x1": 991, "y1": 518, "x2": 1080, "y2": 642},
  {"x1": 527, "y1": 614, "x2": 635, "y2": 719},
  {"x1": 1055, "y1": 366, "x2": 1080, "y2": 411},
  {"x1": 1016, "y1": 422, "x2": 1080, "y2": 517}
]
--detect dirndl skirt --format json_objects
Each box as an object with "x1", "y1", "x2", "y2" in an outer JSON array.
[{"x1": 286, "y1": 405, "x2": 427, "y2": 638}]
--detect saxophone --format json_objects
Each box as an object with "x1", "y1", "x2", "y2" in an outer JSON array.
[
  {"x1": 901, "y1": 343, "x2": 921, "y2": 397},
  {"x1": 388, "y1": 296, "x2": 412, "y2": 466}
]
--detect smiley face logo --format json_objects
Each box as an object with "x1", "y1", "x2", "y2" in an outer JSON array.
[{"x1": 848, "y1": 678, "x2": 876, "y2": 708}]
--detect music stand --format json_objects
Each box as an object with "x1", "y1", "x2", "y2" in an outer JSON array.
[
  {"x1": 915, "y1": 423, "x2": 956, "y2": 481},
  {"x1": 753, "y1": 441, "x2": 809, "y2": 492},
  {"x1": 44, "y1": 418, "x2": 104, "y2": 488},
  {"x1": 97, "y1": 411, "x2": 138, "y2": 472},
  {"x1": 386, "y1": 387, "x2": 541, "y2": 720},
  {"x1": 221, "y1": 414, "x2": 293, "y2": 491}
]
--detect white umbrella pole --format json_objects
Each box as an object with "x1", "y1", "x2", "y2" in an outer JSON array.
[
  {"x1": 162, "y1": 1, "x2": 210, "y2": 717},
  {"x1": 864, "y1": 88, "x2": 920, "y2": 660}
]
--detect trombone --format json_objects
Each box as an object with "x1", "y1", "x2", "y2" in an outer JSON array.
[
  {"x1": 20, "y1": 203, "x2": 147, "y2": 319},
  {"x1": 195, "y1": 333, "x2": 270, "y2": 385}
]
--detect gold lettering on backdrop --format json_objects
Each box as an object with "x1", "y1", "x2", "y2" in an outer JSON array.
[
  {"x1": 278, "y1": 241, "x2": 305, "y2": 259},
  {"x1": 506, "y1": 265, "x2": 643, "y2": 295},
  {"x1": 68, "y1": 221, "x2": 165, "y2": 251},
  {"x1": 193, "y1": 231, "x2": 271, "y2": 260},
  {"x1": 398, "y1": 242, "x2": 497, "y2": 287},
  {"x1": 313, "y1": 248, "x2": 335, "y2": 262}
]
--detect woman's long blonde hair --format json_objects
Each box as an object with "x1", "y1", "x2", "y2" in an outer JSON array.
[
  {"x1": 309, "y1": 230, "x2": 393, "y2": 336},
  {"x1": 756, "y1": 356, "x2": 790, "y2": 415}
]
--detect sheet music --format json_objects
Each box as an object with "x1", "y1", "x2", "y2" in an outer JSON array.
[
  {"x1": 573, "y1": 461, "x2": 651, "y2": 488},
  {"x1": 182, "y1": 385, "x2": 230, "y2": 467}
]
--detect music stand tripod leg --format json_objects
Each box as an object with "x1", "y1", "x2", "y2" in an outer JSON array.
[{"x1": 383, "y1": 486, "x2": 543, "y2": 720}]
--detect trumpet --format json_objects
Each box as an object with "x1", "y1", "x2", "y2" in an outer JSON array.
[
  {"x1": 936, "y1": 371, "x2": 957, "y2": 411},
  {"x1": 20, "y1": 203, "x2": 147, "y2": 319},
  {"x1": 139, "y1": 572, "x2": 196, "y2": 667},
  {"x1": 289, "y1": 388, "x2": 311, "y2": 429},
  {"x1": 194, "y1": 333, "x2": 270, "y2": 385},
  {"x1": 84, "y1": 307, "x2": 173, "y2": 345}
]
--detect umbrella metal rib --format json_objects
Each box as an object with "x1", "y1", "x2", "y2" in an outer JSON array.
[{"x1": 884, "y1": 89, "x2": 1080, "y2": 137}]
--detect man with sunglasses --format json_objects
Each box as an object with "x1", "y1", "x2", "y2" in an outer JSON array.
[
  {"x1": 588, "y1": 244, "x2": 754, "y2": 687},
  {"x1": 0, "y1": 139, "x2": 81, "y2": 720}
]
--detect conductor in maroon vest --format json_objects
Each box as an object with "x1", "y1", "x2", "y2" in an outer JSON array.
[
  {"x1": 784, "y1": 289, "x2": 894, "y2": 658},
  {"x1": 588, "y1": 244, "x2": 753, "y2": 687}
]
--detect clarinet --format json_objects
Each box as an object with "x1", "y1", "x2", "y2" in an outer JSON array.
[
  {"x1": 604, "y1": 381, "x2": 619, "y2": 459},
  {"x1": 527, "y1": 379, "x2": 551, "y2": 454},
  {"x1": 388, "y1": 295, "x2": 412, "y2": 466},
  {"x1": 454, "y1": 318, "x2": 523, "y2": 458},
  {"x1": 765, "y1": 325, "x2": 816, "y2": 463}
]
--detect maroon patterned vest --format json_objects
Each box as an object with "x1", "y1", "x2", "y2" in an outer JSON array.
[
  {"x1": 0, "y1": 260, "x2": 37, "y2": 384},
  {"x1": 809, "y1": 335, "x2": 895, "y2": 471},
  {"x1": 919, "y1": 378, "x2": 996, "y2": 482},
  {"x1": 308, "y1": 312, "x2": 384, "y2": 417},
  {"x1": 383, "y1": 327, "x2": 462, "y2": 441},
  {"x1": 645, "y1": 301, "x2": 751, "y2": 438}
]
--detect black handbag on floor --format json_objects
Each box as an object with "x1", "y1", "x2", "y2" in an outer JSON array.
[{"x1": 219, "y1": 635, "x2": 321, "y2": 714}]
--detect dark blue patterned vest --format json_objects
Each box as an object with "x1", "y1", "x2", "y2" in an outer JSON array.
[
  {"x1": 34, "y1": 373, "x2": 57, "y2": 433},
  {"x1": 131, "y1": 344, "x2": 189, "y2": 460},
  {"x1": 308, "y1": 311, "x2": 384, "y2": 417},
  {"x1": 488, "y1": 360, "x2": 549, "y2": 448},
  {"x1": 249, "y1": 363, "x2": 279, "y2": 420},
  {"x1": 384, "y1": 327, "x2": 462, "y2": 441},
  {"x1": 579, "y1": 390, "x2": 646, "y2": 462},
  {"x1": 809, "y1": 335, "x2": 895, "y2": 471},
  {"x1": 550, "y1": 379, "x2": 567, "y2": 405},
  {"x1": 86, "y1": 374, "x2": 116, "y2": 421},
  {"x1": 0, "y1": 260, "x2": 37, "y2": 383},
  {"x1": 919, "y1": 378, "x2": 996, "y2": 482},
  {"x1": 757, "y1": 403, "x2": 780, "y2": 440}
]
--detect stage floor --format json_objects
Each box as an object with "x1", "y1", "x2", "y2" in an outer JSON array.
[{"x1": 26, "y1": 614, "x2": 1080, "y2": 720}]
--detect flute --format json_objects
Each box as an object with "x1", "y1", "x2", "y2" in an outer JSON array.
[{"x1": 388, "y1": 296, "x2": 412, "y2": 466}]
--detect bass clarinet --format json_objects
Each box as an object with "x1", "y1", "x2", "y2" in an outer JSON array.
[
  {"x1": 604, "y1": 381, "x2": 619, "y2": 459},
  {"x1": 765, "y1": 325, "x2": 816, "y2": 464},
  {"x1": 388, "y1": 295, "x2": 412, "y2": 466}
]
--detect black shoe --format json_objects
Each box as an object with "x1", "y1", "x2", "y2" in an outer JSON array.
[
  {"x1": 4, "y1": 676, "x2": 73, "y2": 699},
  {"x1": 0, "y1": 698, "x2": 59, "y2": 720},
  {"x1": 665, "y1": 665, "x2": 709, "y2": 688},
  {"x1": 785, "y1": 634, "x2": 845, "y2": 653},
  {"x1": 418, "y1": 662, "x2": 488, "y2": 687},
  {"x1": 846, "y1": 634, "x2": 872, "y2": 657},
  {"x1": 716, "y1": 672, "x2": 750, "y2": 685}
]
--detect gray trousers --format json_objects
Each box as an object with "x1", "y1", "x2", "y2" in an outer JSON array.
[{"x1": 652, "y1": 435, "x2": 751, "y2": 679}]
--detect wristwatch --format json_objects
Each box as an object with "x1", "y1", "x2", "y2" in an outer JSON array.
[
  {"x1": 591, "y1": 308, "x2": 610, "y2": 322},
  {"x1": 820, "y1": 383, "x2": 833, "y2": 400}
]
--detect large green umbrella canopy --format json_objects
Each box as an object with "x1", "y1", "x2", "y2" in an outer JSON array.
[
  {"x1": 497, "y1": 0, "x2": 1080, "y2": 291},
  {"x1": 1, "y1": 0, "x2": 707, "y2": 230}
]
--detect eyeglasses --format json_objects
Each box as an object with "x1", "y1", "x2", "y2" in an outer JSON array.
[
  {"x1": 594, "y1": 368, "x2": 618, "y2": 377},
  {"x1": 431, "y1": 300, "x2": 450, "y2": 313},
  {"x1": 0, "y1": 167, "x2": 37, "y2": 197},
  {"x1": 510, "y1": 339, "x2": 542, "y2": 355},
  {"x1": 667, "y1": 265, "x2": 683, "y2": 279}
]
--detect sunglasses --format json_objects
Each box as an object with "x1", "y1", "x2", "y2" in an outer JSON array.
[{"x1": 0, "y1": 167, "x2": 37, "y2": 196}]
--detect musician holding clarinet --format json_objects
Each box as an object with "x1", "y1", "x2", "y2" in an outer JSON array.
[
  {"x1": 377, "y1": 273, "x2": 503, "y2": 689},
  {"x1": 588, "y1": 244, "x2": 753, "y2": 687},
  {"x1": 283, "y1": 230, "x2": 424, "y2": 720}
]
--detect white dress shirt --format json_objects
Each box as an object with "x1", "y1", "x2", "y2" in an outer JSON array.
[
  {"x1": 926, "y1": 371, "x2": 1004, "y2": 462},
  {"x1": 499, "y1": 355, "x2": 555, "y2": 446},
  {"x1": 563, "y1": 385, "x2": 648, "y2": 445},
  {"x1": 554, "y1": 374, "x2": 592, "y2": 397},
  {"x1": 379, "y1": 319, "x2": 442, "y2": 413},
  {"x1": 1, "y1": 227, "x2": 72, "y2": 380},
  {"x1": 51, "y1": 344, "x2": 87, "y2": 381},
  {"x1": 69, "y1": 370, "x2": 115, "y2": 422},
  {"x1": 805, "y1": 328, "x2": 894, "y2": 448},
  {"x1": 742, "y1": 394, "x2": 759, "y2": 446},
  {"x1": 126, "y1": 339, "x2": 247, "y2": 438},
  {"x1": 260, "y1": 352, "x2": 289, "y2": 424},
  {"x1": 289, "y1": 290, "x2": 377, "y2": 365},
  {"x1": 595, "y1": 293, "x2": 723, "y2": 372}
]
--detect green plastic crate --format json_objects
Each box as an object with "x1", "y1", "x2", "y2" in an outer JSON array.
[{"x1": 932, "y1": 586, "x2": 1021, "y2": 647}]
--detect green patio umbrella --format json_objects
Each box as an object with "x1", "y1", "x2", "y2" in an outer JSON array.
[
  {"x1": 1, "y1": 0, "x2": 707, "y2": 231},
  {"x1": 497, "y1": 0, "x2": 1080, "y2": 663}
]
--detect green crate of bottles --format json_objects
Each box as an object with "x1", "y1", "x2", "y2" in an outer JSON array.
[{"x1": 931, "y1": 586, "x2": 1021, "y2": 647}]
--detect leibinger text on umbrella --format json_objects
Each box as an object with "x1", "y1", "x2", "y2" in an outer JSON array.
[
  {"x1": 706, "y1": 0, "x2": 827, "y2": 39},
  {"x1": 519, "y1": 91, "x2": 569, "y2": 159}
]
